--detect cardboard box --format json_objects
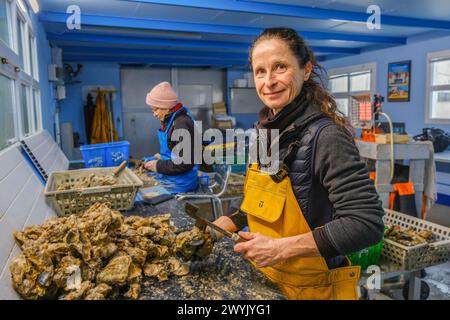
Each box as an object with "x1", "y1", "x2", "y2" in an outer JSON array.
[
  {"x1": 374, "y1": 134, "x2": 411, "y2": 144},
  {"x1": 213, "y1": 102, "x2": 227, "y2": 115}
]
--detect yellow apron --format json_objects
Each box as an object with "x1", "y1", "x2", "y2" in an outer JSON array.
[{"x1": 240, "y1": 164, "x2": 360, "y2": 300}]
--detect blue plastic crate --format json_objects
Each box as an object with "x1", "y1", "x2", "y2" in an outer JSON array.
[
  {"x1": 105, "y1": 141, "x2": 130, "y2": 167},
  {"x1": 80, "y1": 141, "x2": 130, "y2": 168},
  {"x1": 80, "y1": 143, "x2": 107, "y2": 168}
]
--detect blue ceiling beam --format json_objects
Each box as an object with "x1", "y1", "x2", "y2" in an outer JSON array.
[
  {"x1": 316, "y1": 56, "x2": 327, "y2": 62},
  {"x1": 298, "y1": 32, "x2": 404, "y2": 44},
  {"x1": 313, "y1": 46, "x2": 359, "y2": 54},
  {"x1": 40, "y1": 11, "x2": 259, "y2": 36},
  {"x1": 64, "y1": 53, "x2": 327, "y2": 65},
  {"x1": 61, "y1": 46, "x2": 249, "y2": 60},
  {"x1": 48, "y1": 33, "x2": 359, "y2": 55},
  {"x1": 47, "y1": 33, "x2": 250, "y2": 50},
  {"x1": 39, "y1": 11, "x2": 405, "y2": 44},
  {"x1": 63, "y1": 54, "x2": 247, "y2": 67},
  {"x1": 123, "y1": 0, "x2": 450, "y2": 30}
]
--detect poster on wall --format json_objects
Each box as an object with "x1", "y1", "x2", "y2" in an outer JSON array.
[{"x1": 387, "y1": 60, "x2": 411, "y2": 102}]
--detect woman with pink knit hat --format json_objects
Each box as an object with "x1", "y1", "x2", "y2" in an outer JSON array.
[{"x1": 143, "y1": 81, "x2": 199, "y2": 193}]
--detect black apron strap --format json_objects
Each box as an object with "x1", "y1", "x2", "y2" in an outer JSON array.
[
  {"x1": 270, "y1": 139, "x2": 302, "y2": 183},
  {"x1": 268, "y1": 117, "x2": 333, "y2": 184}
]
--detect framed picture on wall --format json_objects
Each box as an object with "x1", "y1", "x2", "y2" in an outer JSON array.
[{"x1": 387, "y1": 60, "x2": 411, "y2": 102}]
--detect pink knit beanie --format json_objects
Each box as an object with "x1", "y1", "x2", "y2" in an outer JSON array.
[{"x1": 146, "y1": 81, "x2": 179, "y2": 109}]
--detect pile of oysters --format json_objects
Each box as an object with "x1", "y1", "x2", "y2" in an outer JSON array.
[
  {"x1": 384, "y1": 224, "x2": 435, "y2": 247},
  {"x1": 56, "y1": 174, "x2": 118, "y2": 191},
  {"x1": 9, "y1": 203, "x2": 213, "y2": 300}
]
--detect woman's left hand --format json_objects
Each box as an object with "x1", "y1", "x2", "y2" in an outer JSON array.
[
  {"x1": 234, "y1": 232, "x2": 283, "y2": 267},
  {"x1": 144, "y1": 160, "x2": 158, "y2": 172}
]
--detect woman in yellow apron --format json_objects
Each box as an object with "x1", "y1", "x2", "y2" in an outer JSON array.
[{"x1": 211, "y1": 28, "x2": 385, "y2": 300}]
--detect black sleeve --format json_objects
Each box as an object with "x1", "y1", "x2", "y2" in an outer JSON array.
[
  {"x1": 226, "y1": 198, "x2": 248, "y2": 231},
  {"x1": 156, "y1": 114, "x2": 195, "y2": 176},
  {"x1": 311, "y1": 125, "x2": 385, "y2": 258}
]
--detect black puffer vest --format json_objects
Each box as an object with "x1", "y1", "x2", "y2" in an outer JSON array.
[{"x1": 268, "y1": 117, "x2": 348, "y2": 269}]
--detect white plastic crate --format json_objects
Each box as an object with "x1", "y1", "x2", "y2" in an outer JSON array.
[
  {"x1": 382, "y1": 209, "x2": 450, "y2": 270},
  {"x1": 44, "y1": 167, "x2": 143, "y2": 216}
]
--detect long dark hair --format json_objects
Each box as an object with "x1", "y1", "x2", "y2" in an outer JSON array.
[{"x1": 249, "y1": 27, "x2": 347, "y2": 127}]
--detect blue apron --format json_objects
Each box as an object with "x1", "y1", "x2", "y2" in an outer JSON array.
[{"x1": 146, "y1": 107, "x2": 198, "y2": 194}]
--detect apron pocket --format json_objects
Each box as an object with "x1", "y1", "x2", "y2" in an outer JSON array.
[
  {"x1": 241, "y1": 185, "x2": 286, "y2": 223},
  {"x1": 331, "y1": 266, "x2": 360, "y2": 300}
]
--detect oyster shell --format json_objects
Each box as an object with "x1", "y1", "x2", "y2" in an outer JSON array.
[
  {"x1": 85, "y1": 283, "x2": 112, "y2": 300},
  {"x1": 175, "y1": 226, "x2": 214, "y2": 260},
  {"x1": 385, "y1": 224, "x2": 436, "y2": 246},
  {"x1": 97, "y1": 255, "x2": 132, "y2": 286}
]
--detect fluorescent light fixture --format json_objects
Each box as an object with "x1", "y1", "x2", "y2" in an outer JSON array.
[
  {"x1": 330, "y1": 19, "x2": 366, "y2": 25},
  {"x1": 17, "y1": 0, "x2": 27, "y2": 13},
  {"x1": 28, "y1": 0, "x2": 39, "y2": 13},
  {"x1": 82, "y1": 26, "x2": 203, "y2": 40},
  {"x1": 330, "y1": 19, "x2": 348, "y2": 23}
]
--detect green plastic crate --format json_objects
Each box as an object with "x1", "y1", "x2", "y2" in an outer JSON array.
[
  {"x1": 347, "y1": 243, "x2": 381, "y2": 270},
  {"x1": 347, "y1": 226, "x2": 387, "y2": 270}
]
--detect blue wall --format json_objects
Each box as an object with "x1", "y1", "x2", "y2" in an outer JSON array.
[
  {"x1": 322, "y1": 34, "x2": 450, "y2": 136},
  {"x1": 58, "y1": 66, "x2": 254, "y2": 145},
  {"x1": 59, "y1": 62, "x2": 123, "y2": 144}
]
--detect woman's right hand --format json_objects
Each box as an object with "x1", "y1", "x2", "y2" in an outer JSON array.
[
  {"x1": 154, "y1": 153, "x2": 161, "y2": 160},
  {"x1": 144, "y1": 160, "x2": 158, "y2": 171}
]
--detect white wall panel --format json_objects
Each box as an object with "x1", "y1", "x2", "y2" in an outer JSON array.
[{"x1": 0, "y1": 143, "x2": 56, "y2": 300}]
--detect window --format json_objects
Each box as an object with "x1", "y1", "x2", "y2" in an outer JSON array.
[
  {"x1": 0, "y1": 0, "x2": 11, "y2": 47},
  {"x1": 0, "y1": 74, "x2": 16, "y2": 149},
  {"x1": 0, "y1": 0, "x2": 42, "y2": 151},
  {"x1": 16, "y1": 15, "x2": 24, "y2": 67},
  {"x1": 328, "y1": 63, "x2": 376, "y2": 117},
  {"x1": 426, "y1": 50, "x2": 450, "y2": 123},
  {"x1": 29, "y1": 33, "x2": 37, "y2": 79},
  {"x1": 19, "y1": 83, "x2": 30, "y2": 135},
  {"x1": 32, "y1": 88, "x2": 40, "y2": 130}
]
